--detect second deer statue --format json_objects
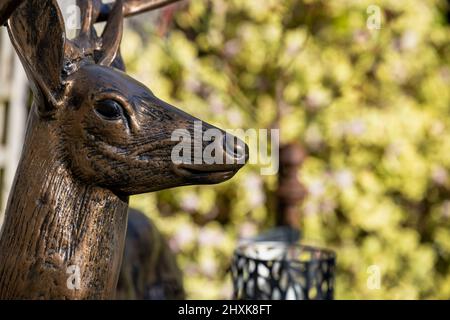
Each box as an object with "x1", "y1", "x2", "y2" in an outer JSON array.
[{"x1": 0, "y1": 0, "x2": 248, "y2": 299}]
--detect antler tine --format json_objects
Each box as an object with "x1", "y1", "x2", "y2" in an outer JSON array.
[
  {"x1": 97, "y1": 0, "x2": 182, "y2": 22},
  {"x1": 1, "y1": 0, "x2": 181, "y2": 27},
  {"x1": 77, "y1": 0, "x2": 96, "y2": 36}
]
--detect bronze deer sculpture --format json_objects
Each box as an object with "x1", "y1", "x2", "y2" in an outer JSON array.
[{"x1": 0, "y1": 0, "x2": 247, "y2": 299}]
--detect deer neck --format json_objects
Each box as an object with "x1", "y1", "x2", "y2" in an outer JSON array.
[{"x1": 0, "y1": 105, "x2": 129, "y2": 299}]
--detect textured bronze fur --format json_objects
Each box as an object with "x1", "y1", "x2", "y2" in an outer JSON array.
[{"x1": 0, "y1": 0, "x2": 246, "y2": 299}]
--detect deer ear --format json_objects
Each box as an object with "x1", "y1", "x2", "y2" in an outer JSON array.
[
  {"x1": 97, "y1": 0, "x2": 123, "y2": 67},
  {"x1": 7, "y1": 0, "x2": 66, "y2": 114}
]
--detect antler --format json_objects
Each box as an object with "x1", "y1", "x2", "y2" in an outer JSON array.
[
  {"x1": 97, "y1": 0, "x2": 182, "y2": 22},
  {"x1": 0, "y1": 0, "x2": 182, "y2": 26}
]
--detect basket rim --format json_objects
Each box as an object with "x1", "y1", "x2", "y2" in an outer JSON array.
[{"x1": 233, "y1": 241, "x2": 336, "y2": 264}]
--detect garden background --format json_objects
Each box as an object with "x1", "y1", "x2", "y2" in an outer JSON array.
[{"x1": 119, "y1": 0, "x2": 450, "y2": 299}]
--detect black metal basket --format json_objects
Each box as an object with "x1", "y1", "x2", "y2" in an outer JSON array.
[{"x1": 231, "y1": 241, "x2": 336, "y2": 300}]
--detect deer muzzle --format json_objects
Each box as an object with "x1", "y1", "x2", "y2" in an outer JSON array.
[{"x1": 173, "y1": 132, "x2": 249, "y2": 183}]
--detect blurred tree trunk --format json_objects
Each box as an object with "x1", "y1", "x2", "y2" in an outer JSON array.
[{"x1": 276, "y1": 143, "x2": 306, "y2": 229}]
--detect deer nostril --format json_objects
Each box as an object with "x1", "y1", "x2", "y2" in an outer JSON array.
[
  {"x1": 224, "y1": 138, "x2": 249, "y2": 163},
  {"x1": 234, "y1": 143, "x2": 247, "y2": 160}
]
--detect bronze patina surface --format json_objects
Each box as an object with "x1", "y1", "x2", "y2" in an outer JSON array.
[{"x1": 0, "y1": 0, "x2": 247, "y2": 299}]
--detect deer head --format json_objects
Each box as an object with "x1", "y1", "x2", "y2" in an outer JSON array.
[{"x1": 7, "y1": 0, "x2": 248, "y2": 196}]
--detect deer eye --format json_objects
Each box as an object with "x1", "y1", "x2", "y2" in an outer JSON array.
[{"x1": 95, "y1": 100, "x2": 123, "y2": 120}]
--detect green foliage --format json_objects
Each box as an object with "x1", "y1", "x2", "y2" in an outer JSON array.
[{"x1": 125, "y1": 0, "x2": 450, "y2": 299}]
